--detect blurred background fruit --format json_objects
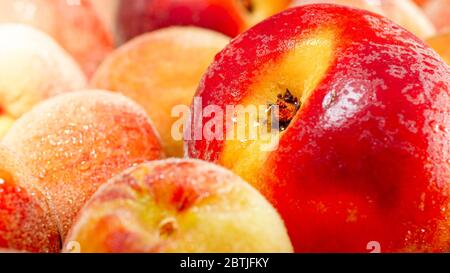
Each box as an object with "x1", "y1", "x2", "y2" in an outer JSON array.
[
  {"x1": 291, "y1": 0, "x2": 436, "y2": 39},
  {"x1": 0, "y1": 0, "x2": 114, "y2": 77},
  {"x1": 91, "y1": 27, "x2": 229, "y2": 157},
  {"x1": 117, "y1": 0, "x2": 291, "y2": 43},
  {"x1": 0, "y1": 24, "x2": 86, "y2": 139},
  {"x1": 427, "y1": 31, "x2": 450, "y2": 64}
]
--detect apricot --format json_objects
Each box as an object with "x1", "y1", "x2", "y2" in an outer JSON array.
[
  {"x1": 91, "y1": 27, "x2": 229, "y2": 157},
  {"x1": 0, "y1": 0, "x2": 114, "y2": 77},
  {"x1": 0, "y1": 24, "x2": 86, "y2": 138},
  {"x1": 0, "y1": 145, "x2": 60, "y2": 253},
  {"x1": 2, "y1": 90, "x2": 164, "y2": 239},
  {"x1": 65, "y1": 159, "x2": 293, "y2": 253}
]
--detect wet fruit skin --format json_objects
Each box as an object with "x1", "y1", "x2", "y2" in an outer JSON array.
[
  {"x1": 64, "y1": 159, "x2": 293, "y2": 253},
  {"x1": 2, "y1": 90, "x2": 164, "y2": 239},
  {"x1": 186, "y1": 5, "x2": 450, "y2": 252},
  {"x1": 0, "y1": 146, "x2": 60, "y2": 253}
]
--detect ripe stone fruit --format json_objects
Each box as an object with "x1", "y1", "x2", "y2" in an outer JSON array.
[
  {"x1": 0, "y1": 0, "x2": 114, "y2": 77},
  {"x1": 0, "y1": 145, "x2": 60, "y2": 253},
  {"x1": 64, "y1": 159, "x2": 293, "y2": 253},
  {"x1": 2, "y1": 90, "x2": 164, "y2": 239},
  {"x1": 116, "y1": 0, "x2": 291, "y2": 42},
  {"x1": 186, "y1": 5, "x2": 450, "y2": 252},
  {"x1": 91, "y1": 27, "x2": 229, "y2": 157},
  {"x1": 0, "y1": 24, "x2": 86, "y2": 138}
]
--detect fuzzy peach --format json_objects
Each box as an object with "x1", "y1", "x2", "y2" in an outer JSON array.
[
  {"x1": 186, "y1": 5, "x2": 450, "y2": 252},
  {"x1": 427, "y1": 31, "x2": 450, "y2": 64},
  {"x1": 292, "y1": 0, "x2": 436, "y2": 39},
  {"x1": 0, "y1": 24, "x2": 86, "y2": 138},
  {"x1": 2, "y1": 90, "x2": 164, "y2": 239},
  {"x1": 91, "y1": 27, "x2": 229, "y2": 157},
  {"x1": 64, "y1": 159, "x2": 293, "y2": 253},
  {"x1": 117, "y1": 0, "x2": 291, "y2": 42},
  {"x1": 0, "y1": 0, "x2": 114, "y2": 77},
  {"x1": 0, "y1": 145, "x2": 60, "y2": 253}
]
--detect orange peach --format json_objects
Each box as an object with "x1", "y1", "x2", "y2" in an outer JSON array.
[
  {"x1": 0, "y1": 0, "x2": 114, "y2": 77},
  {"x1": 0, "y1": 24, "x2": 86, "y2": 138},
  {"x1": 2, "y1": 90, "x2": 164, "y2": 239},
  {"x1": 91, "y1": 27, "x2": 229, "y2": 157},
  {"x1": 424, "y1": 0, "x2": 450, "y2": 32},
  {"x1": 292, "y1": 0, "x2": 436, "y2": 39},
  {"x1": 0, "y1": 145, "x2": 60, "y2": 253},
  {"x1": 427, "y1": 31, "x2": 450, "y2": 64},
  {"x1": 64, "y1": 159, "x2": 293, "y2": 253}
]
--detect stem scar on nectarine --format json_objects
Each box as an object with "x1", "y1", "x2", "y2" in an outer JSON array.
[
  {"x1": 268, "y1": 89, "x2": 301, "y2": 132},
  {"x1": 240, "y1": 0, "x2": 255, "y2": 12}
]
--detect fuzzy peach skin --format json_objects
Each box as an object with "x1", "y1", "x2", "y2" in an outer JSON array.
[
  {"x1": 0, "y1": 0, "x2": 114, "y2": 77},
  {"x1": 0, "y1": 145, "x2": 60, "y2": 253},
  {"x1": 91, "y1": 27, "x2": 229, "y2": 157},
  {"x1": 0, "y1": 24, "x2": 86, "y2": 139},
  {"x1": 117, "y1": 0, "x2": 291, "y2": 42},
  {"x1": 424, "y1": 0, "x2": 450, "y2": 32},
  {"x1": 64, "y1": 159, "x2": 293, "y2": 253},
  {"x1": 186, "y1": 5, "x2": 450, "y2": 252},
  {"x1": 2, "y1": 90, "x2": 164, "y2": 239},
  {"x1": 427, "y1": 31, "x2": 450, "y2": 64},
  {"x1": 292, "y1": 0, "x2": 436, "y2": 39}
]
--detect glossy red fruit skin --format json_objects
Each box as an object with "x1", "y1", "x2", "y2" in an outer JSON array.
[
  {"x1": 117, "y1": 0, "x2": 246, "y2": 41},
  {"x1": 186, "y1": 5, "x2": 450, "y2": 252}
]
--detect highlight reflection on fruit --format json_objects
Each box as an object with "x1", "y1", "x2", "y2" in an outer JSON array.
[
  {"x1": 186, "y1": 5, "x2": 450, "y2": 252},
  {"x1": 0, "y1": 24, "x2": 86, "y2": 139},
  {"x1": 65, "y1": 159, "x2": 293, "y2": 253},
  {"x1": 0, "y1": 0, "x2": 114, "y2": 77},
  {"x1": 2, "y1": 90, "x2": 164, "y2": 239}
]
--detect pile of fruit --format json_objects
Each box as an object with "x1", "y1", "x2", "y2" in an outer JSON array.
[{"x1": 0, "y1": 0, "x2": 449, "y2": 253}]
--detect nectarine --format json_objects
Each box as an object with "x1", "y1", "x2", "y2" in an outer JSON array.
[
  {"x1": 0, "y1": 145, "x2": 60, "y2": 253},
  {"x1": 0, "y1": 0, "x2": 114, "y2": 77},
  {"x1": 117, "y1": 0, "x2": 291, "y2": 42},
  {"x1": 186, "y1": 5, "x2": 450, "y2": 252},
  {"x1": 291, "y1": 0, "x2": 436, "y2": 39},
  {"x1": 91, "y1": 27, "x2": 229, "y2": 157},
  {"x1": 64, "y1": 159, "x2": 293, "y2": 253},
  {"x1": 0, "y1": 24, "x2": 86, "y2": 138},
  {"x1": 2, "y1": 90, "x2": 164, "y2": 239}
]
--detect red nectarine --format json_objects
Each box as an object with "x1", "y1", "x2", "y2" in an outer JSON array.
[{"x1": 186, "y1": 5, "x2": 450, "y2": 252}]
